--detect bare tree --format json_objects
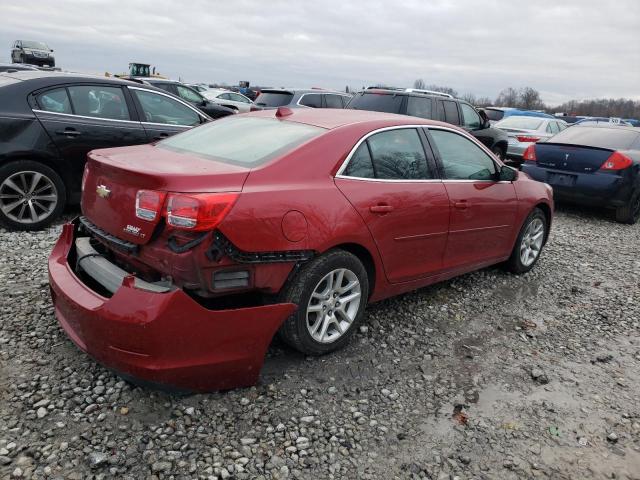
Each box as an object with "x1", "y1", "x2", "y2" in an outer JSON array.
[
  {"x1": 519, "y1": 87, "x2": 544, "y2": 110},
  {"x1": 475, "y1": 96, "x2": 493, "y2": 107},
  {"x1": 460, "y1": 92, "x2": 477, "y2": 104},
  {"x1": 413, "y1": 78, "x2": 426, "y2": 89},
  {"x1": 495, "y1": 87, "x2": 519, "y2": 107},
  {"x1": 425, "y1": 84, "x2": 459, "y2": 97}
]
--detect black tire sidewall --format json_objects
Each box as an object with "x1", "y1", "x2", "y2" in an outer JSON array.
[
  {"x1": 0, "y1": 161, "x2": 66, "y2": 231},
  {"x1": 507, "y1": 208, "x2": 547, "y2": 274},
  {"x1": 279, "y1": 250, "x2": 369, "y2": 355}
]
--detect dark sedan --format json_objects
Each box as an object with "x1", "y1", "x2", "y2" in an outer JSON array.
[
  {"x1": 0, "y1": 71, "x2": 212, "y2": 230},
  {"x1": 522, "y1": 124, "x2": 640, "y2": 224},
  {"x1": 132, "y1": 78, "x2": 236, "y2": 119}
]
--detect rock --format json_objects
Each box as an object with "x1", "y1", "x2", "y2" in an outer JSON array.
[
  {"x1": 531, "y1": 368, "x2": 549, "y2": 385},
  {"x1": 296, "y1": 437, "x2": 310, "y2": 450},
  {"x1": 607, "y1": 432, "x2": 618, "y2": 443},
  {"x1": 36, "y1": 407, "x2": 47, "y2": 418},
  {"x1": 88, "y1": 452, "x2": 108, "y2": 469},
  {"x1": 151, "y1": 461, "x2": 172, "y2": 473}
]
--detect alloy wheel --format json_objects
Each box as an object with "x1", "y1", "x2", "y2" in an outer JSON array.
[
  {"x1": 306, "y1": 268, "x2": 361, "y2": 344},
  {"x1": 520, "y1": 217, "x2": 544, "y2": 267},
  {"x1": 0, "y1": 171, "x2": 59, "y2": 224}
]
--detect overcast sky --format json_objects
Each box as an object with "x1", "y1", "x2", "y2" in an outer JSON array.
[{"x1": 1, "y1": 0, "x2": 638, "y2": 105}]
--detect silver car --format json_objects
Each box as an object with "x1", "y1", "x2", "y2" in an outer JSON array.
[
  {"x1": 495, "y1": 116, "x2": 568, "y2": 162},
  {"x1": 202, "y1": 89, "x2": 254, "y2": 113}
]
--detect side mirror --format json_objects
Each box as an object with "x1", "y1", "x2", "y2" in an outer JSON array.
[
  {"x1": 499, "y1": 165, "x2": 517, "y2": 182},
  {"x1": 478, "y1": 109, "x2": 490, "y2": 129}
]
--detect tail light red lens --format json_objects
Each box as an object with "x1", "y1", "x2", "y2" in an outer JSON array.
[
  {"x1": 523, "y1": 145, "x2": 537, "y2": 162},
  {"x1": 600, "y1": 151, "x2": 633, "y2": 171},
  {"x1": 516, "y1": 136, "x2": 541, "y2": 143},
  {"x1": 166, "y1": 193, "x2": 238, "y2": 231},
  {"x1": 136, "y1": 190, "x2": 166, "y2": 221}
]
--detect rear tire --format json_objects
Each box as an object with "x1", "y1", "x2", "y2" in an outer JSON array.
[
  {"x1": 615, "y1": 191, "x2": 640, "y2": 225},
  {"x1": 505, "y1": 208, "x2": 547, "y2": 274},
  {"x1": 278, "y1": 250, "x2": 369, "y2": 355},
  {"x1": 0, "y1": 161, "x2": 66, "y2": 231}
]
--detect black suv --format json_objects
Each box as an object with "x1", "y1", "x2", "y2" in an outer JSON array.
[
  {"x1": 347, "y1": 88, "x2": 508, "y2": 160},
  {"x1": 11, "y1": 40, "x2": 55, "y2": 67}
]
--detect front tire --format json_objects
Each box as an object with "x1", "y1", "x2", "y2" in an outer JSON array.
[
  {"x1": 279, "y1": 250, "x2": 369, "y2": 355},
  {"x1": 506, "y1": 208, "x2": 547, "y2": 274},
  {"x1": 615, "y1": 191, "x2": 640, "y2": 225},
  {"x1": 0, "y1": 161, "x2": 66, "y2": 231}
]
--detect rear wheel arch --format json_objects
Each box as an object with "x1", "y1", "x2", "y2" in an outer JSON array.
[{"x1": 327, "y1": 243, "x2": 377, "y2": 298}]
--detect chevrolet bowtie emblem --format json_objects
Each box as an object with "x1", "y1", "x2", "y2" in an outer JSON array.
[{"x1": 96, "y1": 184, "x2": 111, "y2": 198}]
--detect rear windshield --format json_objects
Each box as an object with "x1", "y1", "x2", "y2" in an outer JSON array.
[
  {"x1": 158, "y1": 117, "x2": 325, "y2": 166},
  {"x1": 483, "y1": 109, "x2": 504, "y2": 121},
  {"x1": 548, "y1": 126, "x2": 639, "y2": 150},
  {"x1": 255, "y1": 92, "x2": 294, "y2": 107},
  {"x1": 347, "y1": 92, "x2": 403, "y2": 114},
  {"x1": 496, "y1": 117, "x2": 543, "y2": 130}
]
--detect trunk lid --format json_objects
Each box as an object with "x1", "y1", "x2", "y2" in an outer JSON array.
[
  {"x1": 82, "y1": 144, "x2": 249, "y2": 245},
  {"x1": 534, "y1": 143, "x2": 612, "y2": 174}
]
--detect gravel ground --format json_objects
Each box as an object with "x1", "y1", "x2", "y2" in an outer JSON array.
[{"x1": 0, "y1": 205, "x2": 639, "y2": 480}]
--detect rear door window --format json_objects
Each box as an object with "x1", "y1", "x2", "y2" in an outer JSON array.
[
  {"x1": 342, "y1": 143, "x2": 375, "y2": 178},
  {"x1": 443, "y1": 101, "x2": 461, "y2": 125},
  {"x1": 367, "y1": 129, "x2": 431, "y2": 180},
  {"x1": 176, "y1": 85, "x2": 203, "y2": 103},
  {"x1": 37, "y1": 88, "x2": 72, "y2": 114},
  {"x1": 429, "y1": 129, "x2": 497, "y2": 180},
  {"x1": 299, "y1": 94, "x2": 322, "y2": 108},
  {"x1": 324, "y1": 94, "x2": 344, "y2": 108},
  {"x1": 255, "y1": 91, "x2": 294, "y2": 107},
  {"x1": 406, "y1": 96, "x2": 432, "y2": 119},
  {"x1": 67, "y1": 85, "x2": 130, "y2": 120},
  {"x1": 133, "y1": 89, "x2": 200, "y2": 126}
]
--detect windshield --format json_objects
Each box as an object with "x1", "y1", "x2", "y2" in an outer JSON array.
[
  {"x1": 347, "y1": 92, "x2": 404, "y2": 114},
  {"x1": 255, "y1": 92, "x2": 294, "y2": 107},
  {"x1": 496, "y1": 117, "x2": 543, "y2": 130},
  {"x1": 22, "y1": 41, "x2": 49, "y2": 50},
  {"x1": 549, "y1": 126, "x2": 639, "y2": 150},
  {"x1": 158, "y1": 117, "x2": 325, "y2": 166}
]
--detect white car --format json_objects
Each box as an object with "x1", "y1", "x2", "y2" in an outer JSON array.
[{"x1": 202, "y1": 89, "x2": 254, "y2": 113}]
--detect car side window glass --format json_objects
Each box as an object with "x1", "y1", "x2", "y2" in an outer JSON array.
[
  {"x1": 299, "y1": 94, "x2": 322, "y2": 108},
  {"x1": 37, "y1": 88, "x2": 72, "y2": 114},
  {"x1": 406, "y1": 97, "x2": 432, "y2": 118},
  {"x1": 343, "y1": 143, "x2": 375, "y2": 178},
  {"x1": 429, "y1": 129, "x2": 497, "y2": 181},
  {"x1": 367, "y1": 129, "x2": 431, "y2": 180},
  {"x1": 176, "y1": 85, "x2": 203, "y2": 103},
  {"x1": 552, "y1": 122, "x2": 561, "y2": 133},
  {"x1": 230, "y1": 93, "x2": 248, "y2": 103},
  {"x1": 443, "y1": 101, "x2": 461, "y2": 125},
  {"x1": 67, "y1": 85, "x2": 130, "y2": 120},
  {"x1": 341, "y1": 96, "x2": 351, "y2": 107},
  {"x1": 546, "y1": 123, "x2": 553, "y2": 133},
  {"x1": 133, "y1": 89, "x2": 200, "y2": 126},
  {"x1": 325, "y1": 94, "x2": 343, "y2": 108},
  {"x1": 460, "y1": 103, "x2": 481, "y2": 129}
]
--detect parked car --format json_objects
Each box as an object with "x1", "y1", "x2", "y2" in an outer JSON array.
[
  {"x1": 202, "y1": 89, "x2": 254, "y2": 113},
  {"x1": 0, "y1": 62, "x2": 39, "y2": 73},
  {"x1": 48, "y1": 108, "x2": 553, "y2": 392},
  {"x1": 522, "y1": 124, "x2": 640, "y2": 224},
  {"x1": 0, "y1": 71, "x2": 212, "y2": 230},
  {"x1": 347, "y1": 88, "x2": 509, "y2": 160},
  {"x1": 495, "y1": 116, "x2": 568, "y2": 165},
  {"x1": 481, "y1": 107, "x2": 554, "y2": 124},
  {"x1": 11, "y1": 40, "x2": 55, "y2": 67},
  {"x1": 573, "y1": 117, "x2": 633, "y2": 127},
  {"x1": 254, "y1": 88, "x2": 351, "y2": 110},
  {"x1": 132, "y1": 78, "x2": 236, "y2": 119}
]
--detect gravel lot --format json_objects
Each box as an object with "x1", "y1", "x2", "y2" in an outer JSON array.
[{"x1": 1, "y1": 206, "x2": 639, "y2": 480}]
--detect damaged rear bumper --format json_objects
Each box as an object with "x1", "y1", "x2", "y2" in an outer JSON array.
[{"x1": 48, "y1": 221, "x2": 296, "y2": 392}]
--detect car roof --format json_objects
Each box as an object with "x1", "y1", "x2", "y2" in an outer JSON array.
[
  {"x1": 247, "y1": 107, "x2": 454, "y2": 130},
  {"x1": 0, "y1": 70, "x2": 141, "y2": 86},
  {"x1": 573, "y1": 123, "x2": 638, "y2": 132},
  {"x1": 260, "y1": 88, "x2": 348, "y2": 95}
]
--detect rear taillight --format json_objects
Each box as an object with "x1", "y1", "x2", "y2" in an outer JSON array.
[
  {"x1": 600, "y1": 151, "x2": 633, "y2": 171},
  {"x1": 166, "y1": 193, "x2": 238, "y2": 231},
  {"x1": 136, "y1": 190, "x2": 166, "y2": 221},
  {"x1": 516, "y1": 136, "x2": 541, "y2": 143},
  {"x1": 523, "y1": 145, "x2": 537, "y2": 162}
]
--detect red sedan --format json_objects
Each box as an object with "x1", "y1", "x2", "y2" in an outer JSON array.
[{"x1": 49, "y1": 108, "x2": 553, "y2": 392}]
